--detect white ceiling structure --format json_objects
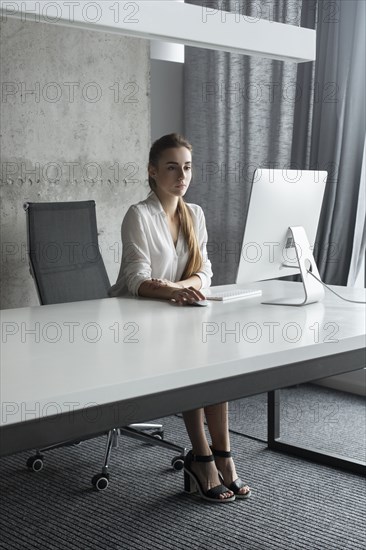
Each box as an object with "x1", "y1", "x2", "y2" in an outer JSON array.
[{"x1": 0, "y1": 1, "x2": 316, "y2": 63}]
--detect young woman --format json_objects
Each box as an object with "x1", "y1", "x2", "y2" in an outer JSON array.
[{"x1": 109, "y1": 133, "x2": 251, "y2": 503}]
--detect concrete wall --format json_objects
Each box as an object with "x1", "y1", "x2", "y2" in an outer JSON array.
[{"x1": 0, "y1": 17, "x2": 151, "y2": 309}]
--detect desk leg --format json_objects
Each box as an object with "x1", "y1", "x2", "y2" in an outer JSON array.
[
  {"x1": 267, "y1": 390, "x2": 280, "y2": 443},
  {"x1": 267, "y1": 390, "x2": 366, "y2": 475}
]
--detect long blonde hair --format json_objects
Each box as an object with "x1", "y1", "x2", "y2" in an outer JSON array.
[{"x1": 148, "y1": 133, "x2": 202, "y2": 280}]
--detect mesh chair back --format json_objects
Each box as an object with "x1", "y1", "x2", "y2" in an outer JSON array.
[{"x1": 24, "y1": 201, "x2": 111, "y2": 305}]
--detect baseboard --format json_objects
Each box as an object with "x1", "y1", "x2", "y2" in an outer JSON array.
[{"x1": 315, "y1": 369, "x2": 366, "y2": 397}]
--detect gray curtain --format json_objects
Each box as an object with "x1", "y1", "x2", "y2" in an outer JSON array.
[
  {"x1": 292, "y1": 0, "x2": 366, "y2": 285},
  {"x1": 347, "y1": 136, "x2": 365, "y2": 286},
  {"x1": 184, "y1": 0, "x2": 366, "y2": 286}
]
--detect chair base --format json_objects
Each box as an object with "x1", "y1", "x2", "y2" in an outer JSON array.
[
  {"x1": 28, "y1": 423, "x2": 187, "y2": 490},
  {"x1": 90, "y1": 425, "x2": 186, "y2": 490}
]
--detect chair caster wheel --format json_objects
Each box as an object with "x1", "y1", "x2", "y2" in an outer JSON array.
[
  {"x1": 27, "y1": 454, "x2": 44, "y2": 472},
  {"x1": 92, "y1": 473, "x2": 109, "y2": 491},
  {"x1": 171, "y1": 455, "x2": 185, "y2": 471},
  {"x1": 151, "y1": 430, "x2": 164, "y2": 440}
]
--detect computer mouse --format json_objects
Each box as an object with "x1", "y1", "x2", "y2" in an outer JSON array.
[{"x1": 187, "y1": 300, "x2": 209, "y2": 307}]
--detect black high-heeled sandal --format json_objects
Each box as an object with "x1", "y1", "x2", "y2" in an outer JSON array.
[
  {"x1": 210, "y1": 448, "x2": 252, "y2": 499},
  {"x1": 183, "y1": 450, "x2": 235, "y2": 503}
]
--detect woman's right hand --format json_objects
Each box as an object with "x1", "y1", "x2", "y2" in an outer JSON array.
[
  {"x1": 139, "y1": 279, "x2": 205, "y2": 304},
  {"x1": 170, "y1": 286, "x2": 206, "y2": 305}
]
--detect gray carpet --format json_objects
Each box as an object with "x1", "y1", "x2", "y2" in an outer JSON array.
[
  {"x1": 0, "y1": 384, "x2": 365, "y2": 550},
  {"x1": 228, "y1": 384, "x2": 366, "y2": 462}
]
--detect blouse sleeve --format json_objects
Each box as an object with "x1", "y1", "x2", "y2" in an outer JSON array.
[
  {"x1": 193, "y1": 206, "x2": 213, "y2": 289},
  {"x1": 117, "y1": 205, "x2": 152, "y2": 297}
]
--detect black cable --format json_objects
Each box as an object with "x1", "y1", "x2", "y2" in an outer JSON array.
[{"x1": 227, "y1": 427, "x2": 267, "y2": 444}]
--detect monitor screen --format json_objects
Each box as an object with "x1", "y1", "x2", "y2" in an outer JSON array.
[{"x1": 236, "y1": 168, "x2": 328, "y2": 285}]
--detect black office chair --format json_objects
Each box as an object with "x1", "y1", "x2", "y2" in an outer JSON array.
[{"x1": 23, "y1": 200, "x2": 185, "y2": 490}]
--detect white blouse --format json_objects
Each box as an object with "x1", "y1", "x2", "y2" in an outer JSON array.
[{"x1": 108, "y1": 191, "x2": 213, "y2": 297}]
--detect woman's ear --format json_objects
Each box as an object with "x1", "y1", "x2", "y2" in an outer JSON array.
[{"x1": 148, "y1": 163, "x2": 157, "y2": 179}]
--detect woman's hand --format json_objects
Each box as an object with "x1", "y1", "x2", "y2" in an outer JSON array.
[
  {"x1": 170, "y1": 286, "x2": 206, "y2": 305},
  {"x1": 139, "y1": 278, "x2": 205, "y2": 304}
]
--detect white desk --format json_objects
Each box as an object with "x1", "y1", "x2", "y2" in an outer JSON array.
[{"x1": 1, "y1": 281, "x2": 365, "y2": 472}]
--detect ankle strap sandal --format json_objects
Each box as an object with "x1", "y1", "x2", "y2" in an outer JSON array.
[
  {"x1": 183, "y1": 450, "x2": 235, "y2": 504},
  {"x1": 210, "y1": 447, "x2": 252, "y2": 499}
]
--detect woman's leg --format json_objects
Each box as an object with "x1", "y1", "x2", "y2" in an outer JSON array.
[
  {"x1": 182, "y1": 408, "x2": 210, "y2": 455},
  {"x1": 204, "y1": 402, "x2": 230, "y2": 450},
  {"x1": 182, "y1": 408, "x2": 233, "y2": 499},
  {"x1": 204, "y1": 402, "x2": 250, "y2": 496}
]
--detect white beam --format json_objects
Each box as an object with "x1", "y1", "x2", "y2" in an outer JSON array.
[
  {"x1": 0, "y1": 1, "x2": 316, "y2": 63},
  {"x1": 150, "y1": 0, "x2": 185, "y2": 64}
]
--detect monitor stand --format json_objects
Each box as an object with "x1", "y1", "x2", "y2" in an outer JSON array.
[{"x1": 262, "y1": 226, "x2": 325, "y2": 306}]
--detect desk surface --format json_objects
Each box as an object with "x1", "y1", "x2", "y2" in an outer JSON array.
[{"x1": 1, "y1": 280, "x2": 365, "y2": 433}]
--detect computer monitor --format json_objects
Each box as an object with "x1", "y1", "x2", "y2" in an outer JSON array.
[{"x1": 236, "y1": 168, "x2": 328, "y2": 306}]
